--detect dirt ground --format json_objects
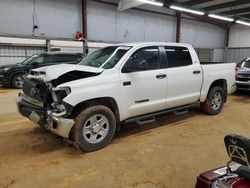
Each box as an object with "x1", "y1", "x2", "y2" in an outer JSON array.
[{"x1": 0, "y1": 88, "x2": 250, "y2": 188}]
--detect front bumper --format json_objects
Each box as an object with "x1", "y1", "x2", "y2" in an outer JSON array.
[
  {"x1": 17, "y1": 93, "x2": 74, "y2": 138},
  {"x1": 236, "y1": 81, "x2": 250, "y2": 91},
  {"x1": 0, "y1": 73, "x2": 11, "y2": 87}
]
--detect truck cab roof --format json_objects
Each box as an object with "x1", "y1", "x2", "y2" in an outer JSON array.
[{"x1": 114, "y1": 42, "x2": 193, "y2": 48}]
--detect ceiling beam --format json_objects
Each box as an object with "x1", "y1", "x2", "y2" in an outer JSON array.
[
  {"x1": 183, "y1": 0, "x2": 211, "y2": 6},
  {"x1": 204, "y1": 0, "x2": 250, "y2": 11},
  {"x1": 219, "y1": 7, "x2": 250, "y2": 15},
  {"x1": 240, "y1": 14, "x2": 250, "y2": 19},
  {"x1": 183, "y1": 13, "x2": 229, "y2": 29}
]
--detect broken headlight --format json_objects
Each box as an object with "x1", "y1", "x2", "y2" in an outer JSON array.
[{"x1": 52, "y1": 87, "x2": 71, "y2": 102}]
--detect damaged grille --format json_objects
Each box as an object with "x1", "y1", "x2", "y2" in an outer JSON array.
[
  {"x1": 22, "y1": 79, "x2": 53, "y2": 107},
  {"x1": 29, "y1": 70, "x2": 46, "y2": 76}
]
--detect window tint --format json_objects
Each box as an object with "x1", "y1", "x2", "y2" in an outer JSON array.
[
  {"x1": 54, "y1": 54, "x2": 82, "y2": 63},
  {"x1": 237, "y1": 58, "x2": 250, "y2": 68},
  {"x1": 33, "y1": 54, "x2": 52, "y2": 64},
  {"x1": 123, "y1": 46, "x2": 160, "y2": 72},
  {"x1": 165, "y1": 46, "x2": 192, "y2": 68},
  {"x1": 43, "y1": 55, "x2": 53, "y2": 63}
]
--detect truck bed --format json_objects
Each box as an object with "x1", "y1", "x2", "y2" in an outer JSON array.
[{"x1": 199, "y1": 62, "x2": 236, "y2": 102}]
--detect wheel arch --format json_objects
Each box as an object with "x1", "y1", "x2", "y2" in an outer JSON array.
[
  {"x1": 10, "y1": 71, "x2": 26, "y2": 87},
  {"x1": 208, "y1": 79, "x2": 228, "y2": 102},
  {"x1": 71, "y1": 97, "x2": 120, "y2": 129}
]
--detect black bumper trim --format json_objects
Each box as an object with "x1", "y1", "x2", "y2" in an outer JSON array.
[
  {"x1": 62, "y1": 101, "x2": 74, "y2": 117},
  {"x1": 17, "y1": 97, "x2": 47, "y2": 126},
  {"x1": 236, "y1": 83, "x2": 250, "y2": 91}
]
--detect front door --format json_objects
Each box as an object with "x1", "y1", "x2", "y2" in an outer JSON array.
[{"x1": 119, "y1": 46, "x2": 167, "y2": 119}]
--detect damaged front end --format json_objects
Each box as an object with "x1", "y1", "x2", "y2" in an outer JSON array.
[
  {"x1": 17, "y1": 78, "x2": 74, "y2": 138},
  {"x1": 16, "y1": 64, "x2": 103, "y2": 138}
]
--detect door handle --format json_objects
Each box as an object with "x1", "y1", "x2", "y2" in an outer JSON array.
[
  {"x1": 123, "y1": 81, "x2": 131, "y2": 86},
  {"x1": 156, "y1": 74, "x2": 167, "y2": 79},
  {"x1": 193, "y1": 70, "x2": 201, "y2": 74}
]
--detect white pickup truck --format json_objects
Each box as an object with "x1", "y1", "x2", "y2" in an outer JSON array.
[{"x1": 17, "y1": 42, "x2": 236, "y2": 151}]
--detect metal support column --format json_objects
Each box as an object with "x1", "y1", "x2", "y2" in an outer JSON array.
[
  {"x1": 46, "y1": 40, "x2": 51, "y2": 52},
  {"x1": 82, "y1": 0, "x2": 87, "y2": 55},
  {"x1": 225, "y1": 26, "x2": 230, "y2": 48},
  {"x1": 176, "y1": 13, "x2": 181, "y2": 43}
]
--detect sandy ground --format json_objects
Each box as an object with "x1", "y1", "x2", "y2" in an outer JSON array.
[{"x1": 0, "y1": 88, "x2": 250, "y2": 188}]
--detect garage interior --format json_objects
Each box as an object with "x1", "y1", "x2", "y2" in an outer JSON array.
[{"x1": 1, "y1": 0, "x2": 250, "y2": 188}]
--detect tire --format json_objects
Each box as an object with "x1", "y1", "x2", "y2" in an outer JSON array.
[
  {"x1": 201, "y1": 86, "x2": 225, "y2": 115},
  {"x1": 73, "y1": 105, "x2": 116, "y2": 152},
  {"x1": 11, "y1": 73, "x2": 24, "y2": 89}
]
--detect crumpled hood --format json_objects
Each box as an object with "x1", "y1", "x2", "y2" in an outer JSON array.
[
  {"x1": 29, "y1": 64, "x2": 103, "y2": 82},
  {"x1": 0, "y1": 63, "x2": 22, "y2": 69}
]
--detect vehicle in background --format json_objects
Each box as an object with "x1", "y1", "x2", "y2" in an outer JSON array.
[
  {"x1": 236, "y1": 58, "x2": 250, "y2": 91},
  {"x1": 195, "y1": 134, "x2": 250, "y2": 188},
  {"x1": 17, "y1": 42, "x2": 236, "y2": 152},
  {"x1": 0, "y1": 52, "x2": 83, "y2": 88}
]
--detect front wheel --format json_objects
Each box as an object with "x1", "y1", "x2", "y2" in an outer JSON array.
[
  {"x1": 73, "y1": 105, "x2": 116, "y2": 152},
  {"x1": 201, "y1": 86, "x2": 225, "y2": 115},
  {"x1": 11, "y1": 73, "x2": 24, "y2": 89}
]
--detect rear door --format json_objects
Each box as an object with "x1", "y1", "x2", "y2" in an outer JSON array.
[
  {"x1": 164, "y1": 46, "x2": 202, "y2": 108},
  {"x1": 119, "y1": 46, "x2": 167, "y2": 118}
]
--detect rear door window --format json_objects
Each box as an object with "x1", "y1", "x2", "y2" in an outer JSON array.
[
  {"x1": 164, "y1": 46, "x2": 193, "y2": 68},
  {"x1": 54, "y1": 54, "x2": 82, "y2": 64},
  {"x1": 33, "y1": 54, "x2": 53, "y2": 64}
]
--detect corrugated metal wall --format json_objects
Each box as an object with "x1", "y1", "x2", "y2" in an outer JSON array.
[
  {"x1": 88, "y1": 1, "x2": 176, "y2": 43},
  {"x1": 88, "y1": 1, "x2": 226, "y2": 49},
  {"x1": 224, "y1": 48, "x2": 250, "y2": 63},
  {"x1": 0, "y1": 46, "x2": 45, "y2": 65},
  {"x1": 229, "y1": 24, "x2": 250, "y2": 48},
  {"x1": 195, "y1": 48, "x2": 212, "y2": 62},
  {"x1": 0, "y1": 0, "x2": 229, "y2": 66},
  {"x1": 181, "y1": 19, "x2": 225, "y2": 49},
  {"x1": 0, "y1": 0, "x2": 81, "y2": 39},
  {"x1": 212, "y1": 49, "x2": 224, "y2": 62},
  {"x1": 210, "y1": 48, "x2": 250, "y2": 63}
]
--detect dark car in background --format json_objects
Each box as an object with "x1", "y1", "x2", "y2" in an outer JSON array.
[
  {"x1": 0, "y1": 52, "x2": 83, "y2": 88},
  {"x1": 236, "y1": 57, "x2": 250, "y2": 91}
]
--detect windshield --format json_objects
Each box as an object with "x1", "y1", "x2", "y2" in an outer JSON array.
[
  {"x1": 237, "y1": 58, "x2": 250, "y2": 68},
  {"x1": 21, "y1": 53, "x2": 40, "y2": 65},
  {"x1": 79, "y1": 46, "x2": 131, "y2": 69}
]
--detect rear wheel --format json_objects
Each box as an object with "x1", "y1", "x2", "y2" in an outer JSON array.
[
  {"x1": 73, "y1": 105, "x2": 116, "y2": 152},
  {"x1": 201, "y1": 86, "x2": 225, "y2": 115},
  {"x1": 11, "y1": 73, "x2": 24, "y2": 89}
]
